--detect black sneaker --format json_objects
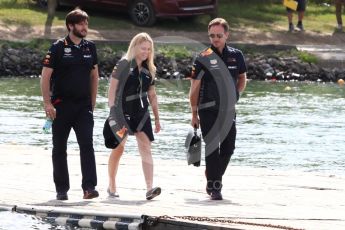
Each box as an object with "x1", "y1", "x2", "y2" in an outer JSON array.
[
  {"x1": 83, "y1": 189, "x2": 99, "y2": 199},
  {"x1": 288, "y1": 23, "x2": 294, "y2": 32},
  {"x1": 206, "y1": 187, "x2": 212, "y2": 195},
  {"x1": 205, "y1": 170, "x2": 211, "y2": 195},
  {"x1": 56, "y1": 192, "x2": 68, "y2": 200},
  {"x1": 210, "y1": 191, "x2": 223, "y2": 200},
  {"x1": 146, "y1": 187, "x2": 161, "y2": 200},
  {"x1": 296, "y1": 23, "x2": 304, "y2": 31}
]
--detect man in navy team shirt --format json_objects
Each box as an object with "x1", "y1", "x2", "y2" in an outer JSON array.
[
  {"x1": 40, "y1": 8, "x2": 99, "y2": 200},
  {"x1": 189, "y1": 18, "x2": 247, "y2": 200}
]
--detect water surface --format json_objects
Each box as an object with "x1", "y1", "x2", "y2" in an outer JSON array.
[{"x1": 0, "y1": 78, "x2": 344, "y2": 175}]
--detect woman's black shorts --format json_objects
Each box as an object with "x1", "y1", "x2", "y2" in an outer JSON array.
[{"x1": 125, "y1": 111, "x2": 154, "y2": 142}]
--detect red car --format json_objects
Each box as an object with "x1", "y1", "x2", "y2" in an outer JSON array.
[{"x1": 37, "y1": 0, "x2": 218, "y2": 26}]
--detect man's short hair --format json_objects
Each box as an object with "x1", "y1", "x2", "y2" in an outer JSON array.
[
  {"x1": 208, "y1": 18, "x2": 229, "y2": 32},
  {"x1": 65, "y1": 8, "x2": 89, "y2": 31}
]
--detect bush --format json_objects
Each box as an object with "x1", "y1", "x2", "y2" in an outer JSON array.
[{"x1": 157, "y1": 46, "x2": 192, "y2": 59}]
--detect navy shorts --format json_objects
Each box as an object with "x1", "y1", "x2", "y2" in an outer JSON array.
[
  {"x1": 286, "y1": 0, "x2": 306, "y2": 12},
  {"x1": 125, "y1": 111, "x2": 154, "y2": 142}
]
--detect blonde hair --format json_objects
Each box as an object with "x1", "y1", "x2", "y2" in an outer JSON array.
[
  {"x1": 124, "y1": 32, "x2": 156, "y2": 78},
  {"x1": 208, "y1": 18, "x2": 229, "y2": 33}
]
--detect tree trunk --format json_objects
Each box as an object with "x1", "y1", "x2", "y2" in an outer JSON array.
[
  {"x1": 47, "y1": 0, "x2": 57, "y2": 17},
  {"x1": 44, "y1": 0, "x2": 58, "y2": 36}
]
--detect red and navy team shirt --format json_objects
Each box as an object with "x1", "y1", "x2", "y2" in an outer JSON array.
[{"x1": 42, "y1": 35, "x2": 98, "y2": 101}]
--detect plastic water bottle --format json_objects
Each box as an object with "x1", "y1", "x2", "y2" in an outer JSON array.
[{"x1": 43, "y1": 118, "x2": 53, "y2": 133}]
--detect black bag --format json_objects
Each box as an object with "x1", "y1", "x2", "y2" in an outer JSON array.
[
  {"x1": 103, "y1": 118, "x2": 120, "y2": 149},
  {"x1": 185, "y1": 128, "x2": 202, "y2": 167}
]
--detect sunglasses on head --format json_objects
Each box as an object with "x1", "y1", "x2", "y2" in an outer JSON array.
[{"x1": 208, "y1": 33, "x2": 224, "y2": 39}]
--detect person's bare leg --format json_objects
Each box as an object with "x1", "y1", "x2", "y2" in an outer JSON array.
[
  {"x1": 108, "y1": 138, "x2": 127, "y2": 194},
  {"x1": 296, "y1": 11, "x2": 305, "y2": 31},
  {"x1": 287, "y1": 11, "x2": 293, "y2": 24},
  {"x1": 298, "y1": 11, "x2": 304, "y2": 23},
  {"x1": 135, "y1": 132, "x2": 153, "y2": 191},
  {"x1": 287, "y1": 11, "x2": 294, "y2": 31}
]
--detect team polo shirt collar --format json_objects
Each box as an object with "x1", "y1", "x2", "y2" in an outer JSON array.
[
  {"x1": 140, "y1": 61, "x2": 149, "y2": 74},
  {"x1": 64, "y1": 35, "x2": 86, "y2": 48},
  {"x1": 210, "y1": 44, "x2": 228, "y2": 58},
  {"x1": 131, "y1": 60, "x2": 150, "y2": 75}
]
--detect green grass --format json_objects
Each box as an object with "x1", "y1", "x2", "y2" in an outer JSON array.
[
  {"x1": 156, "y1": 45, "x2": 193, "y2": 59},
  {"x1": 0, "y1": 0, "x2": 339, "y2": 33},
  {"x1": 274, "y1": 49, "x2": 319, "y2": 63},
  {"x1": 0, "y1": 0, "x2": 64, "y2": 27},
  {"x1": 0, "y1": 38, "x2": 51, "y2": 51},
  {"x1": 220, "y1": 1, "x2": 336, "y2": 33},
  {"x1": 295, "y1": 50, "x2": 319, "y2": 63}
]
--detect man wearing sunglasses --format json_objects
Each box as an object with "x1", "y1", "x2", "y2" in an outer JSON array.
[{"x1": 189, "y1": 18, "x2": 247, "y2": 200}]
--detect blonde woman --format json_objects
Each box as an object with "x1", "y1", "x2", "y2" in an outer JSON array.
[{"x1": 107, "y1": 32, "x2": 161, "y2": 200}]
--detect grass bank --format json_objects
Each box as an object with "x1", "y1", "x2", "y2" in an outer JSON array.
[
  {"x1": 0, "y1": 0, "x2": 338, "y2": 33},
  {"x1": 0, "y1": 38, "x2": 318, "y2": 65}
]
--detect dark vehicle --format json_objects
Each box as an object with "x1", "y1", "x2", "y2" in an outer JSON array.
[{"x1": 37, "y1": 0, "x2": 218, "y2": 26}]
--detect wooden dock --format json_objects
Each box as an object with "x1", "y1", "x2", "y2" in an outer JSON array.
[{"x1": 0, "y1": 144, "x2": 344, "y2": 229}]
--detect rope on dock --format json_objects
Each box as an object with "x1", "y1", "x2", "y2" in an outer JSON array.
[{"x1": 155, "y1": 215, "x2": 306, "y2": 230}]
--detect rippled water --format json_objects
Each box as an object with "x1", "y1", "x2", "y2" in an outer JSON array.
[
  {"x1": 0, "y1": 211, "x2": 67, "y2": 230},
  {"x1": 0, "y1": 78, "x2": 344, "y2": 175}
]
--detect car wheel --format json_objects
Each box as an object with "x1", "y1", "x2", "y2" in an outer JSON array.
[{"x1": 130, "y1": 0, "x2": 156, "y2": 27}]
